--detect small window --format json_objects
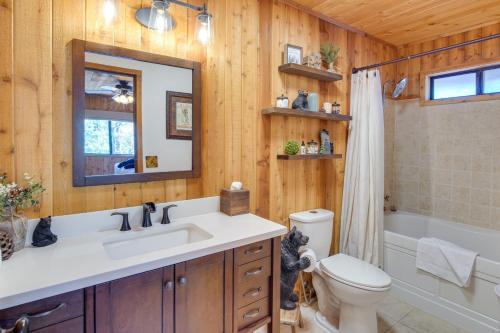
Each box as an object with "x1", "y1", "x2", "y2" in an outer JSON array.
[
  {"x1": 483, "y1": 67, "x2": 500, "y2": 94},
  {"x1": 84, "y1": 119, "x2": 135, "y2": 155},
  {"x1": 429, "y1": 64, "x2": 500, "y2": 100}
]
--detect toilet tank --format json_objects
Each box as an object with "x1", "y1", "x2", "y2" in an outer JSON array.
[{"x1": 289, "y1": 209, "x2": 334, "y2": 260}]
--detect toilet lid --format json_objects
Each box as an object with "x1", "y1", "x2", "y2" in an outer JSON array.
[{"x1": 320, "y1": 254, "x2": 391, "y2": 290}]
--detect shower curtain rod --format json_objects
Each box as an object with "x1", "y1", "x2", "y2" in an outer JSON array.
[{"x1": 352, "y1": 33, "x2": 500, "y2": 74}]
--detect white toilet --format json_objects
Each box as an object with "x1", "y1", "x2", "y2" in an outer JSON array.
[{"x1": 290, "y1": 209, "x2": 391, "y2": 333}]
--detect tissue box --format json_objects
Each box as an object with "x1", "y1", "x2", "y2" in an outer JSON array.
[{"x1": 220, "y1": 189, "x2": 250, "y2": 216}]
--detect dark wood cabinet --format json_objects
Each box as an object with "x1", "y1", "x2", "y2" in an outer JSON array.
[
  {"x1": 94, "y1": 268, "x2": 165, "y2": 333},
  {"x1": 0, "y1": 237, "x2": 281, "y2": 333},
  {"x1": 175, "y1": 252, "x2": 228, "y2": 333}
]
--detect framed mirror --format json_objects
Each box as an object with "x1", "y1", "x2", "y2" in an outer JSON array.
[{"x1": 72, "y1": 40, "x2": 201, "y2": 186}]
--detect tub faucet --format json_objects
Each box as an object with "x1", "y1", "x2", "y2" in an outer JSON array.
[{"x1": 142, "y1": 202, "x2": 156, "y2": 228}]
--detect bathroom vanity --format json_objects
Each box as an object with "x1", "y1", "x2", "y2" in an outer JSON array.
[{"x1": 0, "y1": 197, "x2": 287, "y2": 333}]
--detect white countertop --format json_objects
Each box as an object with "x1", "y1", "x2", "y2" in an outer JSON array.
[{"x1": 0, "y1": 197, "x2": 287, "y2": 309}]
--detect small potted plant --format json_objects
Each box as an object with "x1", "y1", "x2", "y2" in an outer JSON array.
[
  {"x1": 320, "y1": 42, "x2": 340, "y2": 73},
  {"x1": 0, "y1": 173, "x2": 45, "y2": 251},
  {"x1": 285, "y1": 140, "x2": 300, "y2": 156}
]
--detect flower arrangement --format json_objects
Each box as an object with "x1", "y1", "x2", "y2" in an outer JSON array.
[{"x1": 0, "y1": 173, "x2": 45, "y2": 217}]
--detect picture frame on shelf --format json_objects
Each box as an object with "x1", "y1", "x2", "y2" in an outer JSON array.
[{"x1": 284, "y1": 44, "x2": 303, "y2": 65}]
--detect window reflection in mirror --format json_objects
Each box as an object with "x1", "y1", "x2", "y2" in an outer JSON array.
[
  {"x1": 83, "y1": 52, "x2": 193, "y2": 178},
  {"x1": 84, "y1": 65, "x2": 141, "y2": 176}
]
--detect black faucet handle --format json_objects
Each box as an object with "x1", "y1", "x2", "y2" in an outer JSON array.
[
  {"x1": 161, "y1": 204, "x2": 178, "y2": 225},
  {"x1": 111, "y1": 212, "x2": 131, "y2": 232},
  {"x1": 143, "y1": 202, "x2": 157, "y2": 212}
]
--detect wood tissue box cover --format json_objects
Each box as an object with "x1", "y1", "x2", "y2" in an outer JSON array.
[{"x1": 220, "y1": 189, "x2": 250, "y2": 216}]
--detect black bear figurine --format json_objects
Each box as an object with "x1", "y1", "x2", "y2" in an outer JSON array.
[
  {"x1": 280, "y1": 226, "x2": 311, "y2": 310},
  {"x1": 291, "y1": 90, "x2": 309, "y2": 111},
  {"x1": 32, "y1": 216, "x2": 58, "y2": 247}
]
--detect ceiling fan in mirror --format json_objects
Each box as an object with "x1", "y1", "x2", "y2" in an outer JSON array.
[{"x1": 112, "y1": 80, "x2": 134, "y2": 105}]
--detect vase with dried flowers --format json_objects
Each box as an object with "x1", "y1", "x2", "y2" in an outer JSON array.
[
  {"x1": 320, "y1": 42, "x2": 340, "y2": 73},
  {"x1": 0, "y1": 173, "x2": 45, "y2": 251}
]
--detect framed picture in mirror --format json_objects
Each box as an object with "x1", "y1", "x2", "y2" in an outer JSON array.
[{"x1": 166, "y1": 91, "x2": 193, "y2": 140}]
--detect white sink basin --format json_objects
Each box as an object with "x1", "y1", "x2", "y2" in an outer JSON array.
[{"x1": 103, "y1": 223, "x2": 213, "y2": 260}]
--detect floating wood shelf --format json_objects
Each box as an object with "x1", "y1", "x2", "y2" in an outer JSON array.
[
  {"x1": 262, "y1": 107, "x2": 352, "y2": 121},
  {"x1": 278, "y1": 63, "x2": 343, "y2": 82},
  {"x1": 277, "y1": 154, "x2": 343, "y2": 160}
]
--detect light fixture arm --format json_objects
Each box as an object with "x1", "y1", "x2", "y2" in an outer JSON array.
[{"x1": 165, "y1": 0, "x2": 205, "y2": 12}]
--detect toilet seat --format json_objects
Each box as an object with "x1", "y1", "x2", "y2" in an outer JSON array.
[{"x1": 319, "y1": 254, "x2": 391, "y2": 292}]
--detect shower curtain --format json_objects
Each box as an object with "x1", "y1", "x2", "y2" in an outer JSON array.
[{"x1": 340, "y1": 69, "x2": 384, "y2": 266}]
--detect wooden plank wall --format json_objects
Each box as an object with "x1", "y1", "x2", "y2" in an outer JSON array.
[
  {"x1": 396, "y1": 23, "x2": 500, "y2": 99},
  {"x1": 0, "y1": 0, "x2": 396, "y2": 252},
  {"x1": 260, "y1": 1, "x2": 396, "y2": 253}
]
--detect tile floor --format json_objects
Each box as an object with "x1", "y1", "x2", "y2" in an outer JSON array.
[{"x1": 280, "y1": 295, "x2": 470, "y2": 333}]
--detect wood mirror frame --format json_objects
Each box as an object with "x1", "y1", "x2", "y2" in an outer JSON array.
[{"x1": 72, "y1": 39, "x2": 201, "y2": 187}]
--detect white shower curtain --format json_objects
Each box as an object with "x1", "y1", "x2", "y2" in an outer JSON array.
[{"x1": 340, "y1": 69, "x2": 384, "y2": 266}]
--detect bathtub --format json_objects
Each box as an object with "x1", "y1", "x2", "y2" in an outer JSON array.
[{"x1": 384, "y1": 211, "x2": 500, "y2": 333}]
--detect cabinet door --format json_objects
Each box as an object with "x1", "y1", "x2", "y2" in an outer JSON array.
[
  {"x1": 175, "y1": 252, "x2": 231, "y2": 333},
  {"x1": 95, "y1": 268, "x2": 165, "y2": 333}
]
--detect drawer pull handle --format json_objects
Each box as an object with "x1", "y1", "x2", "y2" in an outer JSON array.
[
  {"x1": 243, "y1": 287, "x2": 262, "y2": 298},
  {"x1": 243, "y1": 308, "x2": 261, "y2": 319},
  {"x1": 164, "y1": 281, "x2": 174, "y2": 290},
  {"x1": 24, "y1": 302, "x2": 67, "y2": 318},
  {"x1": 245, "y1": 267, "x2": 263, "y2": 276},
  {"x1": 245, "y1": 246, "x2": 264, "y2": 255}
]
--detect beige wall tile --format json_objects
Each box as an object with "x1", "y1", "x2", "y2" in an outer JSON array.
[{"x1": 390, "y1": 99, "x2": 500, "y2": 231}]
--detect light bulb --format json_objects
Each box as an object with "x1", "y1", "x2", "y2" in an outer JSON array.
[
  {"x1": 103, "y1": 0, "x2": 116, "y2": 25},
  {"x1": 198, "y1": 24, "x2": 210, "y2": 46},
  {"x1": 196, "y1": 11, "x2": 212, "y2": 46},
  {"x1": 119, "y1": 94, "x2": 128, "y2": 104},
  {"x1": 155, "y1": 9, "x2": 165, "y2": 31}
]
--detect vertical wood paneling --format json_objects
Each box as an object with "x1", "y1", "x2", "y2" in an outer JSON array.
[
  {"x1": 4, "y1": 0, "x2": 396, "y2": 255},
  {"x1": 13, "y1": 0, "x2": 53, "y2": 216},
  {"x1": 0, "y1": 0, "x2": 14, "y2": 178}
]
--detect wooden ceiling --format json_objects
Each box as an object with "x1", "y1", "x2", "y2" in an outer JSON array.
[{"x1": 287, "y1": 0, "x2": 500, "y2": 45}]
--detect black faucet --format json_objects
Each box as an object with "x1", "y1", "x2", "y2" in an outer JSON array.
[
  {"x1": 161, "y1": 204, "x2": 178, "y2": 224},
  {"x1": 111, "y1": 212, "x2": 131, "y2": 231},
  {"x1": 142, "y1": 202, "x2": 157, "y2": 228}
]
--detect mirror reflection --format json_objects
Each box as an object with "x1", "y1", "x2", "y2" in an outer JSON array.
[{"x1": 83, "y1": 52, "x2": 193, "y2": 177}]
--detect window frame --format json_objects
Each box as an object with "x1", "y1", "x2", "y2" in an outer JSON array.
[
  {"x1": 429, "y1": 64, "x2": 500, "y2": 101},
  {"x1": 84, "y1": 119, "x2": 135, "y2": 156}
]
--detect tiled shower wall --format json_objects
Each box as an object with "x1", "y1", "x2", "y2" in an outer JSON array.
[{"x1": 384, "y1": 99, "x2": 500, "y2": 230}]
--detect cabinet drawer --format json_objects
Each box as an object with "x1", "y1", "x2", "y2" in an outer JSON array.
[
  {"x1": 236, "y1": 277, "x2": 270, "y2": 309},
  {"x1": 235, "y1": 240, "x2": 271, "y2": 265},
  {"x1": 236, "y1": 257, "x2": 271, "y2": 289},
  {"x1": 33, "y1": 316, "x2": 84, "y2": 333},
  {"x1": 0, "y1": 290, "x2": 83, "y2": 331},
  {"x1": 236, "y1": 298, "x2": 270, "y2": 331}
]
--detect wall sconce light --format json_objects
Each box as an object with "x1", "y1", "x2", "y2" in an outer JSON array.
[
  {"x1": 102, "y1": 0, "x2": 117, "y2": 25},
  {"x1": 135, "y1": 1, "x2": 213, "y2": 45}
]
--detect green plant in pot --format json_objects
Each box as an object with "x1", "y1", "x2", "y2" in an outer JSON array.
[
  {"x1": 320, "y1": 42, "x2": 340, "y2": 72},
  {"x1": 0, "y1": 173, "x2": 45, "y2": 252},
  {"x1": 285, "y1": 140, "x2": 300, "y2": 155}
]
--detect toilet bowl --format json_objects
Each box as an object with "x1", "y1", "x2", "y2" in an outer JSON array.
[
  {"x1": 289, "y1": 209, "x2": 391, "y2": 333},
  {"x1": 312, "y1": 254, "x2": 391, "y2": 333}
]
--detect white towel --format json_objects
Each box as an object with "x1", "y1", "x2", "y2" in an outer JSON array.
[
  {"x1": 299, "y1": 248, "x2": 317, "y2": 273},
  {"x1": 416, "y1": 237, "x2": 478, "y2": 287}
]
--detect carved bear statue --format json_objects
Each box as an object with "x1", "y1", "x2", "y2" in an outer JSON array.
[
  {"x1": 32, "y1": 216, "x2": 58, "y2": 247},
  {"x1": 280, "y1": 226, "x2": 311, "y2": 310},
  {"x1": 291, "y1": 90, "x2": 309, "y2": 111}
]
